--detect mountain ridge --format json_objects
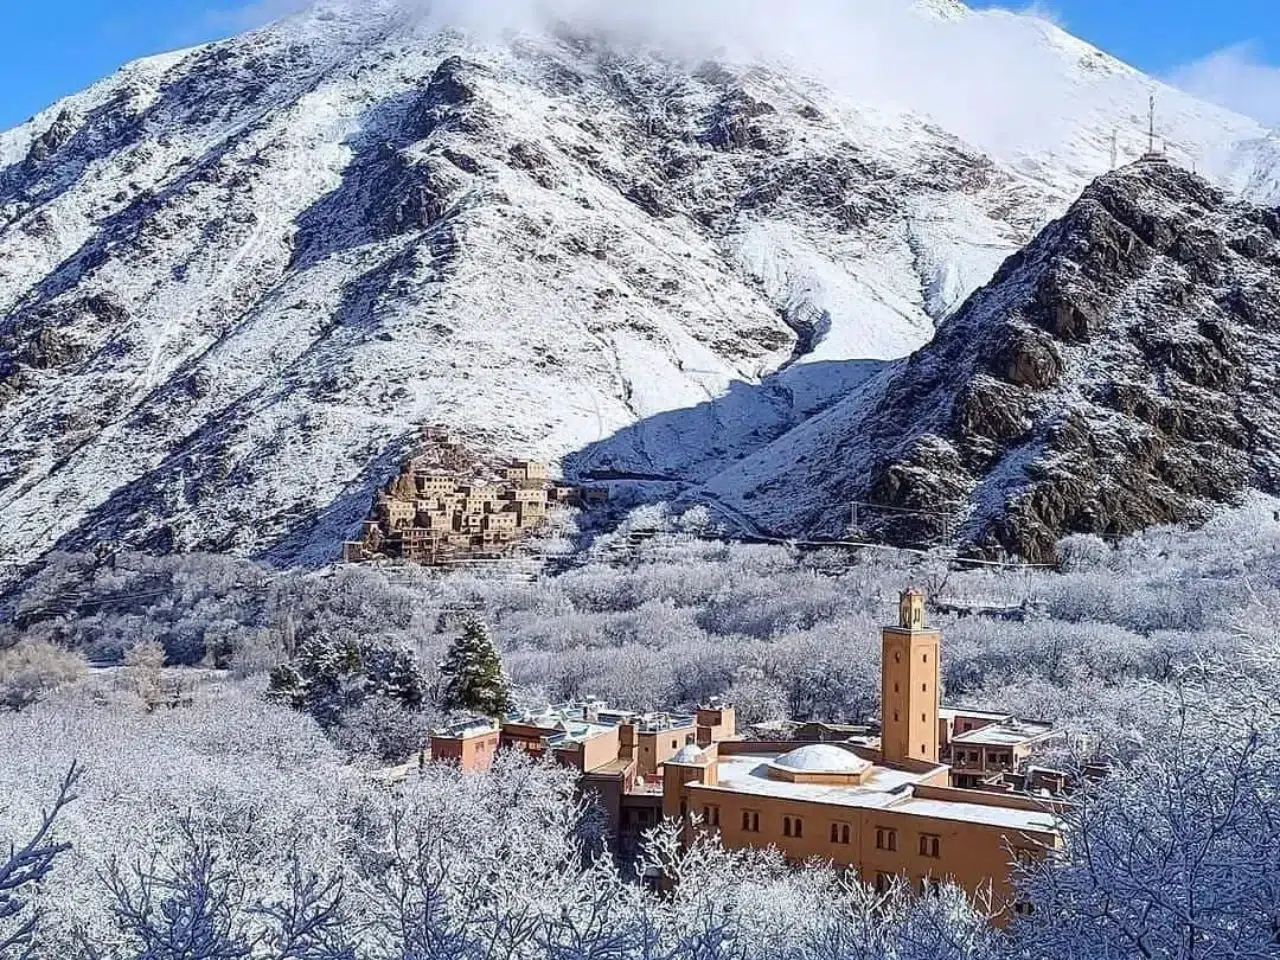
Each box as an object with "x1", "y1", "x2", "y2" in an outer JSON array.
[
  {"x1": 701, "y1": 159, "x2": 1280, "y2": 561},
  {"x1": 0, "y1": 1, "x2": 1278, "y2": 573}
]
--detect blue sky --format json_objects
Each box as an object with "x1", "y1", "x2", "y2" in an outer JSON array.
[{"x1": 1, "y1": 1, "x2": 1278, "y2": 130}]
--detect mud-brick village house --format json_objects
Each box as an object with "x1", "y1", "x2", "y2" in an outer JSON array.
[{"x1": 342, "y1": 428, "x2": 606, "y2": 566}]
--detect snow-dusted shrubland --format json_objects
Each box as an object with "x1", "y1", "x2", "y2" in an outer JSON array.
[
  {"x1": 1, "y1": 660, "x2": 1276, "y2": 960},
  {"x1": 8, "y1": 496, "x2": 1280, "y2": 734},
  {"x1": 2, "y1": 497, "x2": 1280, "y2": 956}
]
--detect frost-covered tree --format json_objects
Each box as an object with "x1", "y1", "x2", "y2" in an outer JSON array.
[
  {"x1": 0, "y1": 763, "x2": 80, "y2": 960},
  {"x1": 1016, "y1": 676, "x2": 1280, "y2": 960},
  {"x1": 0, "y1": 643, "x2": 84, "y2": 713},
  {"x1": 438, "y1": 619, "x2": 511, "y2": 717}
]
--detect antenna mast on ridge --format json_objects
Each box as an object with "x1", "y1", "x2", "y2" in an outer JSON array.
[
  {"x1": 1148, "y1": 92, "x2": 1156, "y2": 156},
  {"x1": 1142, "y1": 91, "x2": 1168, "y2": 163}
]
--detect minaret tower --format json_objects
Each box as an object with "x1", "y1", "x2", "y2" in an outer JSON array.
[{"x1": 880, "y1": 587, "x2": 942, "y2": 766}]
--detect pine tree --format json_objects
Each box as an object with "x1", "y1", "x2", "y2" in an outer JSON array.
[{"x1": 438, "y1": 618, "x2": 511, "y2": 717}]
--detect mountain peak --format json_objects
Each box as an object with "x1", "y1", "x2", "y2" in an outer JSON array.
[{"x1": 1, "y1": 8, "x2": 1280, "y2": 574}]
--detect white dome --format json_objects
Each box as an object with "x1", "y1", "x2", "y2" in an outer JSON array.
[
  {"x1": 773, "y1": 744, "x2": 871, "y2": 774},
  {"x1": 670, "y1": 745, "x2": 706, "y2": 764}
]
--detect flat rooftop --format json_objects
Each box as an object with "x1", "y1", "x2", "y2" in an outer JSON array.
[
  {"x1": 892, "y1": 797, "x2": 1059, "y2": 833},
  {"x1": 940, "y1": 707, "x2": 1013, "y2": 722},
  {"x1": 694, "y1": 751, "x2": 1060, "y2": 834},
  {"x1": 952, "y1": 720, "x2": 1057, "y2": 746},
  {"x1": 700, "y1": 751, "x2": 930, "y2": 811}
]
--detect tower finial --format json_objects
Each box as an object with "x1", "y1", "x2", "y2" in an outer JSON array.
[{"x1": 899, "y1": 587, "x2": 926, "y2": 630}]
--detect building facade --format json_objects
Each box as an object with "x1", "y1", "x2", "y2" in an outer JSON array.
[{"x1": 425, "y1": 589, "x2": 1063, "y2": 918}]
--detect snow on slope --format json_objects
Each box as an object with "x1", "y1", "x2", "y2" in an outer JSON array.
[
  {"x1": 0, "y1": 0, "x2": 1277, "y2": 570},
  {"x1": 700, "y1": 161, "x2": 1280, "y2": 561}
]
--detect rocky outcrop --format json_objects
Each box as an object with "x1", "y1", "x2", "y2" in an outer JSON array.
[{"x1": 710, "y1": 160, "x2": 1280, "y2": 562}]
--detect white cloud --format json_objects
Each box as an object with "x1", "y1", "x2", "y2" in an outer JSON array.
[
  {"x1": 185, "y1": 0, "x2": 1269, "y2": 176},
  {"x1": 1171, "y1": 43, "x2": 1280, "y2": 130},
  {"x1": 1004, "y1": 3, "x2": 1067, "y2": 29},
  {"x1": 390, "y1": 0, "x2": 1097, "y2": 161}
]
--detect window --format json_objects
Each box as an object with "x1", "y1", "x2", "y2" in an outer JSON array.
[
  {"x1": 743, "y1": 810, "x2": 760, "y2": 833},
  {"x1": 1014, "y1": 902, "x2": 1035, "y2": 917},
  {"x1": 874, "y1": 872, "x2": 893, "y2": 894},
  {"x1": 919, "y1": 834, "x2": 940, "y2": 859},
  {"x1": 893, "y1": 711, "x2": 899, "y2": 722},
  {"x1": 671, "y1": 739, "x2": 678, "y2": 749},
  {"x1": 921, "y1": 684, "x2": 927, "y2": 693},
  {"x1": 920, "y1": 878, "x2": 942, "y2": 897},
  {"x1": 894, "y1": 652, "x2": 901, "y2": 664},
  {"x1": 893, "y1": 683, "x2": 899, "y2": 693},
  {"x1": 923, "y1": 653, "x2": 928, "y2": 663},
  {"x1": 709, "y1": 806, "x2": 720, "y2": 827},
  {"x1": 794, "y1": 817, "x2": 803, "y2": 838},
  {"x1": 831, "y1": 823, "x2": 851, "y2": 845},
  {"x1": 831, "y1": 823, "x2": 840, "y2": 843},
  {"x1": 875, "y1": 827, "x2": 898, "y2": 852},
  {"x1": 783, "y1": 816, "x2": 793, "y2": 837},
  {"x1": 842, "y1": 824, "x2": 851, "y2": 845}
]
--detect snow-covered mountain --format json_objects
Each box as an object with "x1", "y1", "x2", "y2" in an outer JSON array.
[{"x1": 0, "y1": 0, "x2": 1277, "y2": 570}]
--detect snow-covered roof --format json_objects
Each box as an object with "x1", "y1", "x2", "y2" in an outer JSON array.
[
  {"x1": 697, "y1": 751, "x2": 1060, "y2": 833},
  {"x1": 706, "y1": 752, "x2": 926, "y2": 810},
  {"x1": 939, "y1": 707, "x2": 1012, "y2": 722},
  {"x1": 952, "y1": 719, "x2": 1058, "y2": 746},
  {"x1": 771, "y1": 744, "x2": 872, "y2": 775},
  {"x1": 891, "y1": 798, "x2": 1060, "y2": 834}
]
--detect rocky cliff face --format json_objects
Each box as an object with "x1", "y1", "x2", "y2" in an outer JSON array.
[{"x1": 703, "y1": 161, "x2": 1280, "y2": 561}]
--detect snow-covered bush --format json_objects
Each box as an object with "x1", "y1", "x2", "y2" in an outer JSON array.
[{"x1": 0, "y1": 642, "x2": 85, "y2": 712}]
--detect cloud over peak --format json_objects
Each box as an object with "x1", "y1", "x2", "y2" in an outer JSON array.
[{"x1": 1172, "y1": 43, "x2": 1280, "y2": 131}]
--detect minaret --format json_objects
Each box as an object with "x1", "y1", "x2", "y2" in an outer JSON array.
[{"x1": 880, "y1": 587, "x2": 941, "y2": 766}]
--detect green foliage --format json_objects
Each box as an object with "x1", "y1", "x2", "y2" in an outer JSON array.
[{"x1": 438, "y1": 618, "x2": 511, "y2": 717}]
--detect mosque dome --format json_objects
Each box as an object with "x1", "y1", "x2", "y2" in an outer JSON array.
[
  {"x1": 670, "y1": 744, "x2": 706, "y2": 764},
  {"x1": 772, "y1": 744, "x2": 871, "y2": 775}
]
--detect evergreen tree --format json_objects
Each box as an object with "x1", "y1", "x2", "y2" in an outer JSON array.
[
  {"x1": 438, "y1": 618, "x2": 511, "y2": 717},
  {"x1": 269, "y1": 633, "x2": 427, "y2": 727}
]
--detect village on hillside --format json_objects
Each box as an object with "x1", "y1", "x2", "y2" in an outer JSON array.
[{"x1": 343, "y1": 427, "x2": 608, "y2": 567}]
